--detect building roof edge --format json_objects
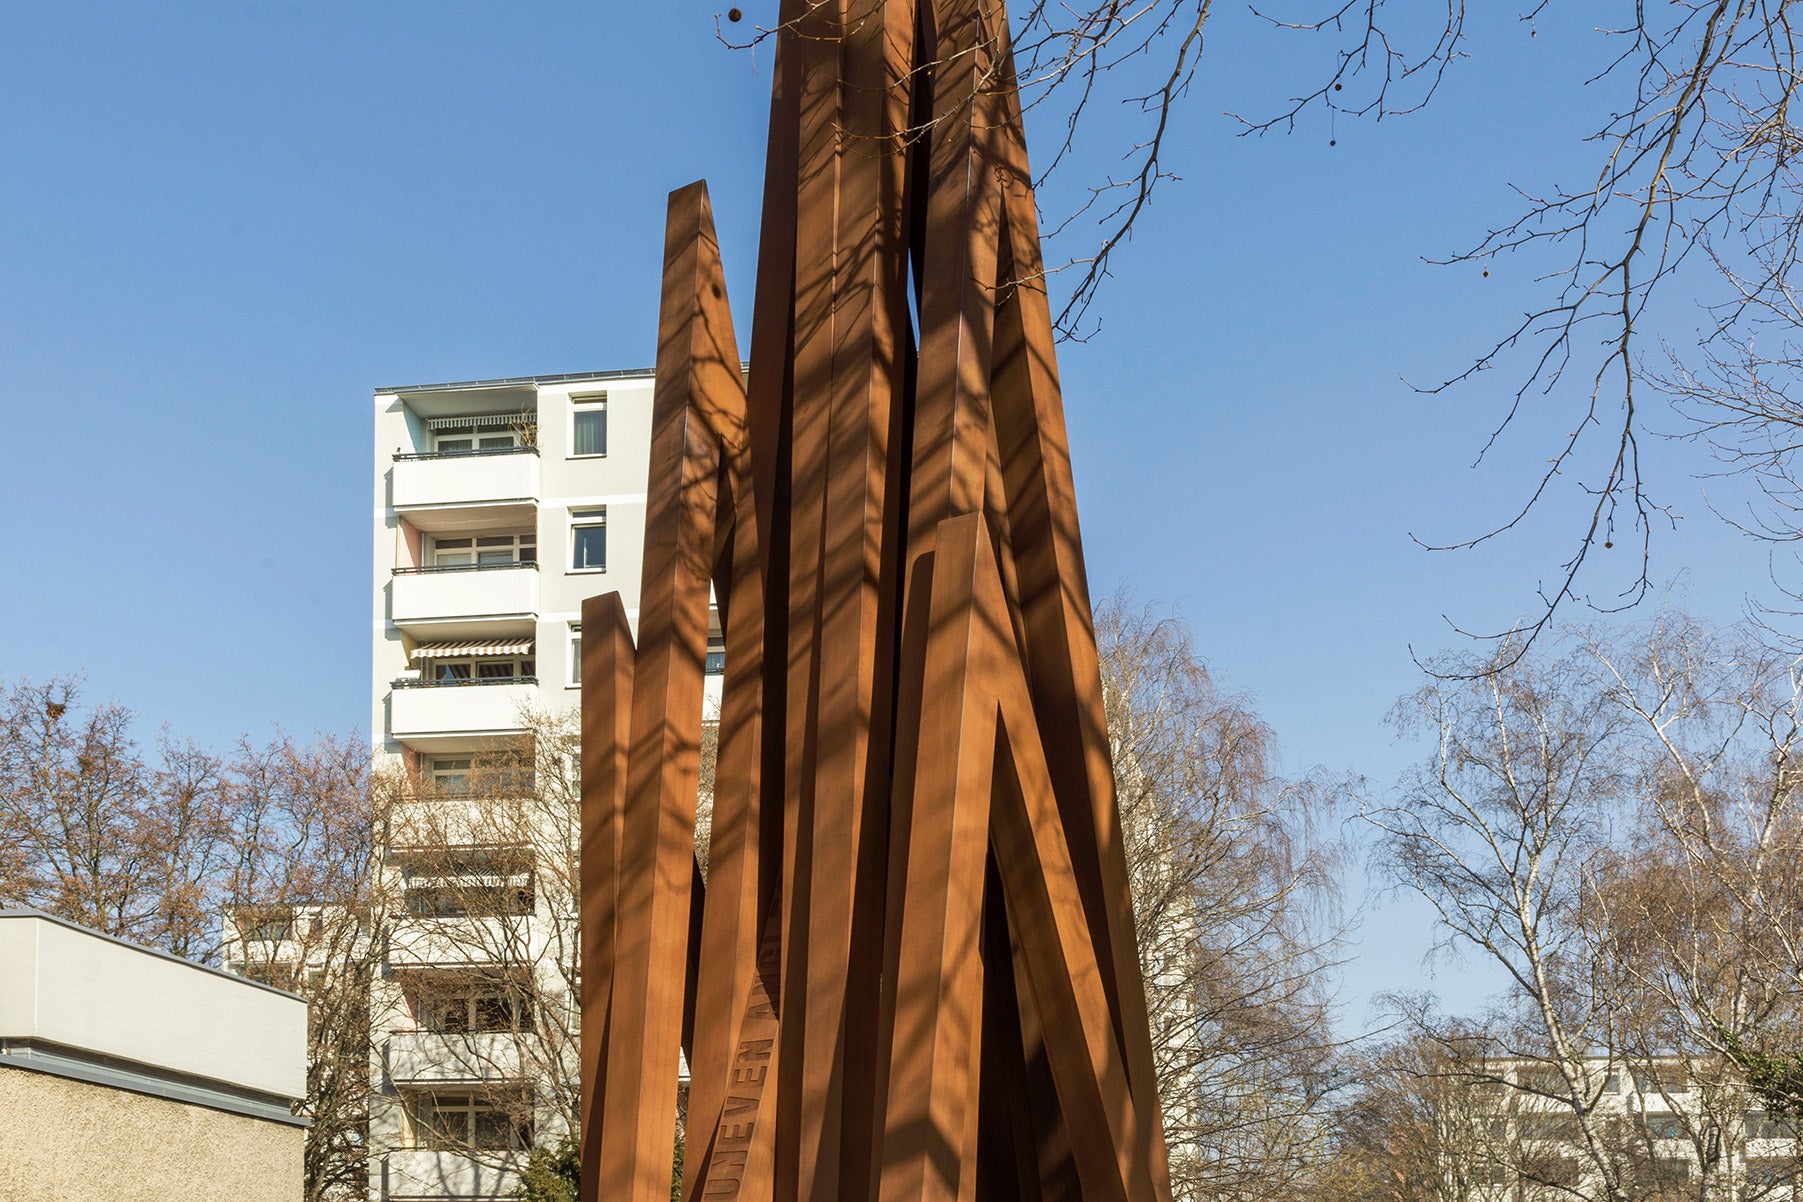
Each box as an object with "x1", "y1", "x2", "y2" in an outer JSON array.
[{"x1": 375, "y1": 368, "x2": 658, "y2": 395}]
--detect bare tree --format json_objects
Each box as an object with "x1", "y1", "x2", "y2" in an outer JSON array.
[
  {"x1": 223, "y1": 731, "x2": 387, "y2": 1202},
  {"x1": 1371, "y1": 616, "x2": 1803, "y2": 1199},
  {"x1": 721, "y1": 3, "x2": 1803, "y2": 646},
  {"x1": 1584, "y1": 612, "x2": 1803, "y2": 1138},
  {"x1": 1370, "y1": 638, "x2": 1644, "y2": 1199},
  {"x1": 0, "y1": 674, "x2": 195, "y2": 943},
  {"x1": 1311, "y1": 1032, "x2": 1525, "y2": 1202},
  {"x1": 1096, "y1": 593, "x2": 1347, "y2": 1201},
  {"x1": 0, "y1": 673, "x2": 386, "y2": 1202}
]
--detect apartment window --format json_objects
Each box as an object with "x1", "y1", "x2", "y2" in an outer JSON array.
[
  {"x1": 1633, "y1": 1065, "x2": 1690, "y2": 1094},
  {"x1": 403, "y1": 848, "x2": 535, "y2": 919},
  {"x1": 1528, "y1": 1157, "x2": 1581, "y2": 1189},
  {"x1": 568, "y1": 626, "x2": 581, "y2": 687},
  {"x1": 423, "y1": 412, "x2": 535, "y2": 458},
  {"x1": 426, "y1": 757, "x2": 472, "y2": 793},
  {"x1": 1517, "y1": 1065, "x2": 1564, "y2": 1096},
  {"x1": 1518, "y1": 1114, "x2": 1581, "y2": 1142},
  {"x1": 425, "y1": 655, "x2": 535, "y2": 684},
  {"x1": 570, "y1": 394, "x2": 607, "y2": 457},
  {"x1": 1747, "y1": 1158, "x2": 1794, "y2": 1187},
  {"x1": 420, "y1": 749, "x2": 533, "y2": 794},
  {"x1": 571, "y1": 508, "x2": 607, "y2": 572},
  {"x1": 404, "y1": 1087, "x2": 533, "y2": 1152},
  {"x1": 238, "y1": 905, "x2": 296, "y2": 944},
  {"x1": 1749, "y1": 1111, "x2": 1796, "y2": 1140},
  {"x1": 429, "y1": 532, "x2": 535, "y2": 568},
  {"x1": 241, "y1": 959, "x2": 303, "y2": 991},
  {"x1": 436, "y1": 431, "x2": 519, "y2": 454},
  {"x1": 410, "y1": 973, "x2": 535, "y2": 1035},
  {"x1": 705, "y1": 633, "x2": 726, "y2": 676}
]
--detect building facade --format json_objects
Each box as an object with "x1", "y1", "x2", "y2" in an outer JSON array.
[
  {"x1": 1450, "y1": 1056, "x2": 1802, "y2": 1201},
  {"x1": 367, "y1": 370, "x2": 719, "y2": 1201}
]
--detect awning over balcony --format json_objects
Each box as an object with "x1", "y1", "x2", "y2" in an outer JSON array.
[
  {"x1": 410, "y1": 638, "x2": 534, "y2": 661},
  {"x1": 425, "y1": 413, "x2": 535, "y2": 431}
]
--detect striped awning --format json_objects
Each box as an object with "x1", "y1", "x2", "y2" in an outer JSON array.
[
  {"x1": 425, "y1": 413, "x2": 536, "y2": 431},
  {"x1": 410, "y1": 638, "x2": 533, "y2": 661}
]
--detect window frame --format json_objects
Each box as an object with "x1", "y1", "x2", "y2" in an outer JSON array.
[
  {"x1": 425, "y1": 756, "x2": 473, "y2": 794},
  {"x1": 422, "y1": 655, "x2": 535, "y2": 685},
  {"x1": 568, "y1": 625, "x2": 582, "y2": 688},
  {"x1": 569, "y1": 507, "x2": 607, "y2": 573},
  {"x1": 402, "y1": 1087, "x2": 534, "y2": 1152},
  {"x1": 411, "y1": 975, "x2": 536, "y2": 1036},
  {"x1": 427, "y1": 532, "x2": 535, "y2": 570},
  {"x1": 402, "y1": 859, "x2": 536, "y2": 919},
  {"x1": 568, "y1": 393, "x2": 608, "y2": 459}
]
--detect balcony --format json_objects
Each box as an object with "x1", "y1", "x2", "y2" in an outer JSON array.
[
  {"x1": 390, "y1": 679, "x2": 536, "y2": 751},
  {"x1": 381, "y1": 1150, "x2": 521, "y2": 1200},
  {"x1": 384, "y1": 1032, "x2": 526, "y2": 1084},
  {"x1": 390, "y1": 798, "x2": 533, "y2": 852},
  {"x1": 386, "y1": 916, "x2": 533, "y2": 968},
  {"x1": 392, "y1": 448, "x2": 539, "y2": 532},
  {"x1": 392, "y1": 564, "x2": 538, "y2": 633}
]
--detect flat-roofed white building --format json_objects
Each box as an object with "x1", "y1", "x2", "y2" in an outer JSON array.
[{"x1": 0, "y1": 908, "x2": 309, "y2": 1202}]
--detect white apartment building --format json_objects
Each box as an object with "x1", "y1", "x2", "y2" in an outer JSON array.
[
  {"x1": 368, "y1": 370, "x2": 721, "y2": 1202},
  {"x1": 1456, "y1": 1056, "x2": 1802, "y2": 1201}
]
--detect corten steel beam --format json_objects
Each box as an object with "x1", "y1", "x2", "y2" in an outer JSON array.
[
  {"x1": 578, "y1": 2, "x2": 1178, "y2": 1200},
  {"x1": 678, "y1": 183, "x2": 783, "y2": 1202},
  {"x1": 592, "y1": 181, "x2": 735, "y2": 1202},
  {"x1": 578, "y1": 593, "x2": 633, "y2": 1202}
]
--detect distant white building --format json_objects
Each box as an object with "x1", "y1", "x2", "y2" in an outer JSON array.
[
  {"x1": 0, "y1": 908, "x2": 308, "y2": 1202},
  {"x1": 366, "y1": 370, "x2": 718, "y2": 1202},
  {"x1": 1456, "y1": 1056, "x2": 1801, "y2": 1200}
]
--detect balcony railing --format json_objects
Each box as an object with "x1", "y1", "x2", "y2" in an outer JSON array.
[
  {"x1": 381, "y1": 1150, "x2": 522, "y2": 1200},
  {"x1": 390, "y1": 679, "x2": 536, "y2": 748},
  {"x1": 393, "y1": 451, "x2": 539, "y2": 515},
  {"x1": 393, "y1": 562, "x2": 536, "y2": 576},
  {"x1": 384, "y1": 1032, "x2": 529, "y2": 1083},
  {"x1": 391, "y1": 564, "x2": 538, "y2": 630},
  {"x1": 394, "y1": 445, "x2": 540, "y2": 462},
  {"x1": 394, "y1": 676, "x2": 537, "y2": 690}
]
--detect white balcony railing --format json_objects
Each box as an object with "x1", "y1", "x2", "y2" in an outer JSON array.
[
  {"x1": 392, "y1": 565, "x2": 538, "y2": 628},
  {"x1": 386, "y1": 917, "x2": 533, "y2": 968},
  {"x1": 390, "y1": 682, "x2": 536, "y2": 747},
  {"x1": 390, "y1": 798, "x2": 533, "y2": 851},
  {"x1": 393, "y1": 450, "x2": 539, "y2": 512},
  {"x1": 384, "y1": 1032, "x2": 527, "y2": 1083},
  {"x1": 382, "y1": 1150, "x2": 522, "y2": 1201}
]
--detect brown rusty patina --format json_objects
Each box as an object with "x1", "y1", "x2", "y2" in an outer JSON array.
[{"x1": 580, "y1": 3, "x2": 1175, "y2": 1200}]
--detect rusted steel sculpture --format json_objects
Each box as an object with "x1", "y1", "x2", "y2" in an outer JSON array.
[{"x1": 579, "y1": 1, "x2": 1175, "y2": 1199}]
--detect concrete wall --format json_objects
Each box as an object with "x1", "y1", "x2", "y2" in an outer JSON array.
[{"x1": 0, "y1": 1068, "x2": 302, "y2": 1202}]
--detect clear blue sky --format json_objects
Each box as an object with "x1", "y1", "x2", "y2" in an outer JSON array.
[{"x1": 0, "y1": 5, "x2": 1772, "y2": 1027}]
